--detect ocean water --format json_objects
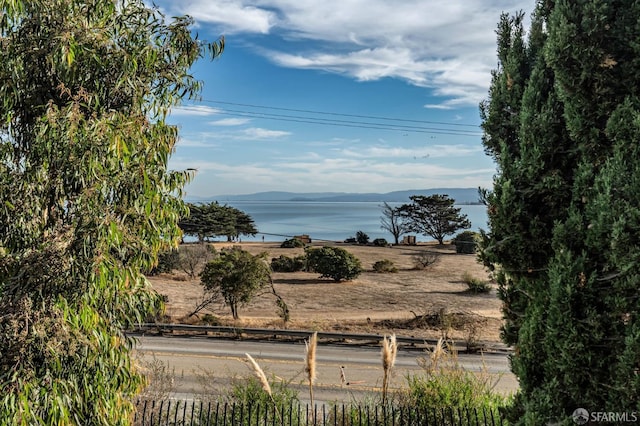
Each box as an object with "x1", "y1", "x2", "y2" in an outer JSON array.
[{"x1": 218, "y1": 201, "x2": 488, "y2": 243}]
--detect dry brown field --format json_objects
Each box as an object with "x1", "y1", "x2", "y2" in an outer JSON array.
[{"x1": 147, "y1": 241, "x2": 504, "y2": 345}]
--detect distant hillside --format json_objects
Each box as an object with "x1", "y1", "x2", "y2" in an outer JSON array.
[{"x1": 195, "y1": 188, "x2": 481, "y2": 204}]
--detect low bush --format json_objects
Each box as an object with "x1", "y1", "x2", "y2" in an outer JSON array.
[
  {"x1": 399, "y1": 339, "x2": 509, "y2": 413},
  {"x1": 147, "y1": 248, "x2": 180, "y2": 275},
  {"x1": 373, "y1": 259, "x2": 398, "y2": 273},
  {"x1": 200, "y1": 313, "x2": 219, "y2": 325},
  {"x1": 179, "y1": 243, "x2": 216, "y2": 279},
  {"x1": 412, "y1": 251, "x2": 441, "y2": 269},
  {"x1": 280, "y1": 238, "x2": 305, "y2": 248},
  {"x1": 356, "y1": 230, "x2": 370, "y2": 244},
  {"x1": 372, "y1": 238, "x2": 389, "y2": 247},
  {"x1": 306, "y1": 246, "x2": 362, "y2": 282},
  {"x1": 461, "y1": 271, "x2": 491, "y2": 293},
  {"x1": 270, "y1": 255, "x2": 306, "y2": 272},
  {"x1": 452, "y1": 231, "x2": 480, "y2": 254}
]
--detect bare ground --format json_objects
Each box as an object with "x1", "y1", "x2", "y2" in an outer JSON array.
[{"x1": 148, "y1": 241, "x2": 503, "y2": 345}]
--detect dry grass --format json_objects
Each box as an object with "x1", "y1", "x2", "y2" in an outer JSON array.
[
  {"x1": 381, "y1": 334, "x2": 398, "y2": 404},
  {"x1": 148, "y1": 241, "x2": 503, "y2": 342},
  {"x1": 244, "y1": 353, "x2": 272, "y2": 396}
]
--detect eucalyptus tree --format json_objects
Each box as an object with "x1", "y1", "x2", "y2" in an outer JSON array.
[{"x1": 0, "y1": 0, "x2": 223, "y2": 423}]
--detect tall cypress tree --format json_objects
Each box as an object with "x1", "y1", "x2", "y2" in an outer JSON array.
[{"x1": 482, "y1": 0, "x2": 640, "y2": 423}]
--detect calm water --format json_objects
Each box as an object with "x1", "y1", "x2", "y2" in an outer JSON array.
[{"x1": 219, "y1": 201, "x2": 488, "y2": 243}]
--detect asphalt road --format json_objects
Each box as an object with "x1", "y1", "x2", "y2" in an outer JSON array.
[{"x1": 132, "y1": 335, "x2": 518, "y2": 405}]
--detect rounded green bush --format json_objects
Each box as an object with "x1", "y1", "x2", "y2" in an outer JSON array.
[
  {"x1": 280, "y1": 238, "x2": 306, "y2": 248},
  {"x1": 270, "y1": 255, "x2": 307, "y2": 272},
  {"x1": 306, "y1": 246, "x2": 362, "y2": 282},
  {"x1": 373, "y1": 259, "x2": 398, "y2": 273},
  {"x1": 372, "y1": 238, "x2": 389, "y2": 247},
  {"x1": 452, "y1": 231, "x2": 480, "y2": 254}
]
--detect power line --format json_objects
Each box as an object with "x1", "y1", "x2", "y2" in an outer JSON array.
[
  {"x1": 216, "y1": 110, "x2": 482, "y2": 137},
  {"x1": 202, "y1": 99, "x2": 480, "y2": 129}
]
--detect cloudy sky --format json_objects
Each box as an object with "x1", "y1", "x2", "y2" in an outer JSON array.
[{"x1": 155, "y1": 0, "x2": 533, "y2": 198}]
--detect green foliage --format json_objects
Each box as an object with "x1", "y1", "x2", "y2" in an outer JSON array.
[
  {"x1": 355, "y1": 230, "x2": 370, "y2": 244},
  {"x1": 306, "y1": 246, "x2": 362, "y2": 282},
  {"x1": 270, "y1": 254, "x2": 306, "y2": 272},
  {"x1": 398, "y1": 340, "x2": 509, "y2": 417},
  {"x1": 452, "y1": 231, "x2": 480, "y2": 254},
  {"x1": 399, "y1": 195, "x2": 471, "y2": 244},
  {"x1": 0, "y1": 0, "x2": 223, "y2": 423},
  {"x1": 461, "y1": 272, "x2": 491, "y2": 294},
  {"x1": 200, "y1": 247, "x2": 271, "y2": 319},
  {"x1": 148, "y1": 249, "x2": 181, "y2": 275},
  {"x1": 280, "y1": 238, "x2": 306, "y2": 248},
  {"x1": 180, "y1": 202, "x2": 257, "y2": 242},
  {"x1": 210, "y1": 376, "x2": 300, "y2": 425},
  {"x1": 372, "y1": 238, "x2": 389, "y2": 247},
  {"x1": 481, "y1": 1, "x2": 640, "y2": 422},
  {"x1": 373, "y1": 259, "x2": 398, "y2": 273}
]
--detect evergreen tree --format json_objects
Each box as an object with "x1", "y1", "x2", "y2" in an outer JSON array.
[
  {"x1": 180, "y1": 202, "x2": 258, "y2": 242},
  {"x1": 0, "y1": 1, "x2": 223, "y2": 423},
  {"x1": 399, "y1": 194, "x2": 471, "y2": 244},
  {"x1": 482, "y1": 1, "x2": 640, "y2": 423}
]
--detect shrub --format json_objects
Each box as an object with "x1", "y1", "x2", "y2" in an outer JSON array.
[
  {"x1": 412, "y1": 251, "x2": 441, "y2": 269},
  {"x1": 355, "y1": 230, "x2": 370, "y2": 244},
  {"x1": 399, "y1": 339, "x2": 508, "y2": 414},
  {"x1": 147, "y1": 248, "x2": 180, "y2": 275},
  {"x1": 179, "y1": 243, "x2": 216, "y2": 279},
  {"x1": 306, "y1": 246, "x2": 362, "y2": 282},
  {"x1": 372, "y1": 238, "x2": 389, "y2": 247},
  {"x1": 373, "y1": 259, "x2": 398, "y2": 273},
  {"x1": 270, "y1": 255, "x2": 306, "y2": 272},
  {"x1": 461, "y1": 271, "x2": 491, "y2": 293},
  {"x1": 200, "y1": 247, "x2": 271, "y2": 319},
  {"x1": 452, "y1": 230, "x2": 480, "y2": 254},
  {"x1": 280, "y1": 238, "x2": 305, "y2": 248},
  {"x1": 201, "y1": 313, "x2": 219, "y2": 325}
]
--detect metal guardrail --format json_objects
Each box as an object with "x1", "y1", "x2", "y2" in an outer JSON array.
[{"x1": 129, "y1": 323, "x2": 512, "y2": 353}]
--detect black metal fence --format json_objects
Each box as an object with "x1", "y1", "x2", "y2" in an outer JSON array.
[{"x1": 134, "y1": 400, "x2": 505, "y2": 426}]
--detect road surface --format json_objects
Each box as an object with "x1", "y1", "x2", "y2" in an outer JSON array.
[{"x1": 132, "y1": 335, "x2": 518, "y2": 404}]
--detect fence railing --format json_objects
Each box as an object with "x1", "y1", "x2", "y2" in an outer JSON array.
[{"x1": 134, "y1": 399, "x2": 505, "y2": 426}]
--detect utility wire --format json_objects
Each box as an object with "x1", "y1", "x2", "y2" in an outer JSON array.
[
  {"x1": 203, "y1": 99, "x2": 480, "y2": 128},
  {"x1": 216, "y1": 110, "x2": 482, "y2": 137}
]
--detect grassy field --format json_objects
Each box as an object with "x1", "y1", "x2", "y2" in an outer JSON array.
[{"x1": 148, "y1": 241, "x2": 503, "y2": 345}]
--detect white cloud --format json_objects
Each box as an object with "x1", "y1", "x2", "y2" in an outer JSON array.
[
  {"x1": 162, "y1": 0, "x2": 532, "y2": 107},
  {"x1": 209, "y1": 117, "x2": 252, "y2": 126},
  {"x1": 171, "y1": 105, "x2": 221, "y2": 116},
  {"x1": 339, "y1": 144, "x2": 483, "y2": 159},
  {"x1": 168, "y1": 0, "x2": 276, "y2": 34},
  {"x1": 174, "y1": 156, "x2": 495, "y2": 197},
  {"x1": 176, "y1": 137, "x2": 220, "y2": 148},
  {"x1": 240, "y1": 127, "x2": 291, "y2": 139}
]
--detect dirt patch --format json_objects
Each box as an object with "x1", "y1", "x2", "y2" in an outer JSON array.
[{"x1": 148, "y1": 241, "x2": 503, "y2": 343}]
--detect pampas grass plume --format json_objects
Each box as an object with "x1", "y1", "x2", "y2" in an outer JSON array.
[
  {"x1": 305, "y1": 331, "x2": 318, "y2": 384},
  {"x1": 245, "y1": 353, "x2": 272, "y2": 396}
]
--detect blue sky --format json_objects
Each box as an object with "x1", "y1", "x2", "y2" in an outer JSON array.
[{"x1": 155, "y1": 1, "x2": 532, "y2": 198}]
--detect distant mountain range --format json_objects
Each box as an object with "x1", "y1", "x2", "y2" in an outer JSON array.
[{"x1": 187, "y1": 188, "x2": 482, "y2": 204}]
